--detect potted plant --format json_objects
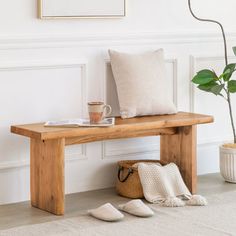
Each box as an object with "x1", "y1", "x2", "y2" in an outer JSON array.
[{"x1": 188, "y1": 0, "x2": 236, "y2": 182}]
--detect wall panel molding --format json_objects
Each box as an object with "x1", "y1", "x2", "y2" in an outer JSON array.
[
  {"x1": 189, "y1": 55, "x2": 235, "y2": 112},
  {"x1": 0, "y1": 31, "x2": 236, "y2": 49},
  {"x1": 166, "y1": 59, "x2": 178, "y2": 107},
  {"x1": 0, "y1": 60, "x2": 88, "y2": 171},
  {"x1": 0, "y1": 144, "x2": 87, "y2": 171},
  {"x1": 189, "y1": 54, "x2": 236, "y2": 144},
  {"x1": 102, "y1": 140, "x2": 160, "y2": 159}
]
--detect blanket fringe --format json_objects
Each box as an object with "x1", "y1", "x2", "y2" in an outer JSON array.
[
  {"x1": 186, "y1": 195, "x2": 207, "y2": 206},
  {"x1": 162, "y1": 197, "x2": 185, "y2": 207}
]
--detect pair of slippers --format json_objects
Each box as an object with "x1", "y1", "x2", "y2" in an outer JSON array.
[{"x1": 88, "y1": 199, "x2": 154, "y2": 222}]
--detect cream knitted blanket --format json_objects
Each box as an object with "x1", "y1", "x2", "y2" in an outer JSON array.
[{"x1": 137, "y1": 163, "x2": 207, "y2": 207}]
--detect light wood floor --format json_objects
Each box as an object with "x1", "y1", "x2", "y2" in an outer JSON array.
[{"x1": 0, "y1": 173, "x2": 236, "y2": 230}]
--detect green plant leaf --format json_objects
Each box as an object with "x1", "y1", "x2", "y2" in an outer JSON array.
[
  {"x1": 210, "y1": 84, "x2": 224, "y2": 95},
  {"x1": 197, "y1": 81, "x2": 218, "y2": 92},
  {"x1": 219, "y1": 70, "x2": 229, "y2": 80},
  {"x1": 192, "y1": 70, "x2": 218, "y2": 85},
  {"x1": 233, "y1": 47, "x2": 236, "y2": 56},
  {"x1": 228, "y1": 80, "x2": 236, "y2": 93},
  {"x1": 223, "y1": 63, "x2": 236, "y2": 81}
]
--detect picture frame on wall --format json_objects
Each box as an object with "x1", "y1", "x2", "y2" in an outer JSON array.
[{"x1": 38, "y1": 0, "x2": 126, "y2": 19}]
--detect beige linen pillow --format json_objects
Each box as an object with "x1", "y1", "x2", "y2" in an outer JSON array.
[{"x1": 109, "y1": 49, "x2": 177, "y2": 118}]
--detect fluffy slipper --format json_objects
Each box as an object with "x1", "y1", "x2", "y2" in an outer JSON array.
[
  {"x1": 186, "y1": 195, "x2": 207, "y2": 206},
  {"x1": 88, "y1": 203, "x2": 124, "y2": 222},
  {"x1": 162, "y1": 197, "x2": 185, "y2": 207},
  {"x1": 118, "y1": 199, "x2": 154, "y2": 217}
]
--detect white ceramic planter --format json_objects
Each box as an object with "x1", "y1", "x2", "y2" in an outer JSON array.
[{"x1": 220, "y1": 145, "x2": 236, "y2": 183}]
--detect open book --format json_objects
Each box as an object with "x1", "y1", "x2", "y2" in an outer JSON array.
[{"x1": 44, "y1": 117, "x2": 115, "y2": 128}]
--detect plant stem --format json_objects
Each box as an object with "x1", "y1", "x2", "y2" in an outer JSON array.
[
  {"x1": 227, "y1": 92, "x2": 236, "y2": 143},
  {"x1": 188, "y1": 0, "x2": 228, "y2": 65},
  {"x1": 188, "y1": 0, "x2": 236, "y2": 143}
]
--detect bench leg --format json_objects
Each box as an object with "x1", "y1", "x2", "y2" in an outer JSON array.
[
  {"x1": 30, "y1": 138, "x2": 65, "y2": 215},
  {"x1": 160, "y1": 125, "x2": 197, "y2": 194}
]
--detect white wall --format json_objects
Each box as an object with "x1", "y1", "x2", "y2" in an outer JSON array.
[{"x1": 0, "y1": 0, "x2": 236, "y2": 204}]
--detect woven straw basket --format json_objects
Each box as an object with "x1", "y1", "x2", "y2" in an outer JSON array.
[{"x1": 116, "y1": 159, "x2": 165, "y2": 199}]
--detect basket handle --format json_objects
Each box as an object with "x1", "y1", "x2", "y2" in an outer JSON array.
[{"x1": 118, "y1": 166, "x2": 133, "y2": 183}]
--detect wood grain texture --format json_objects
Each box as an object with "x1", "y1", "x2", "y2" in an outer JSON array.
[
  {"x1": 11, "y1": 112, "x2": 214, "y2": 215},
  {"x1": 160, "y1": 125, "x2": 197, "y2": 194},
  {"x1": 30, "y1": 138, "x2": 65, "y2": 215},
  {"x1": 11, "y1": 112, "x2": 213, "y2": 141},
  {"x1": 65, "y1": 127, "x2": 177, "y2": 145}
]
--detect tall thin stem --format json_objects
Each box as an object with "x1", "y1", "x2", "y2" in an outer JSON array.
[
  {"x1": 188, "y1": 0, "x2": 236, "y2": 143},
  {"x1": 227, "y1": 92, "x2": 236, "y2": 143},
  {"x1": 188, "y1": 0, "x2": 228, "y2": 66}
]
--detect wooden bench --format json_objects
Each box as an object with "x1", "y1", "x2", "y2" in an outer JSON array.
[{"x1": 11, "y1": 112, "x2": 213, "y2": 215}]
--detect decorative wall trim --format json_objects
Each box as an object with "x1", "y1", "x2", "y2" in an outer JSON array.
[
  {"x1": 189, "y1": 55, "x2": 196, "y2": 113},
  {"x1": 0, "y1": 159, "x2": 29, "y2": 170},
  {"x1": 0, "y1": 138, "x2": 226, "y2": 170},
  {"x1": 189, "y1": 55, "x2": 235, "y2": 112},
  {"x1": 102, "y1": 141, "x2": 160, "y2": 159},
  {"x1": 102, "y1": 58, "x2": 178, "y2": 159},
  {"x1": 166, "y1": 59, "x2": 178, "y2": 107},
  {"x1": 0, "y1": 60, "x2": 88, "y2": 171},
  {"x1": 0, "y1": 59, "x2": 88, "y2": 115},
  {"x1": 189, "y1": 54, "x2": 236, "y2": 144},
  {"x1": 0, "y1": 31, "x2": 236, "y2": 49},
  {"x1": 65, "y1": 144, "x2": 87, "y2": 162},
  {"x1": 198, "y1": 136, "x2": 232, "y2": 147},
  {"x1": 0, "y1": 145, "x2": 87, "y2": 171}
]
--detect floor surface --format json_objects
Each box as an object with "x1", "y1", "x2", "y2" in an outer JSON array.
[{"x1": 0, "y1": 173, "x2": 236, "y2": 230}]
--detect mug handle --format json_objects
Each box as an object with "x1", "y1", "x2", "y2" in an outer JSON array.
[{"x1": 103, "y1": 105, "x2": 112, "y2": 118}]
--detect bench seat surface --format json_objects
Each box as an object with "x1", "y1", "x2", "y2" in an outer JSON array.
[{"x1": 11, "y1": 112, "x2": 213, "y2": 141}]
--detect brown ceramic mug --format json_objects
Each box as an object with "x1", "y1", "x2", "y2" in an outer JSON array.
[{"x1": 88, "y1": 102, "x2": 112, "y2": 124}]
